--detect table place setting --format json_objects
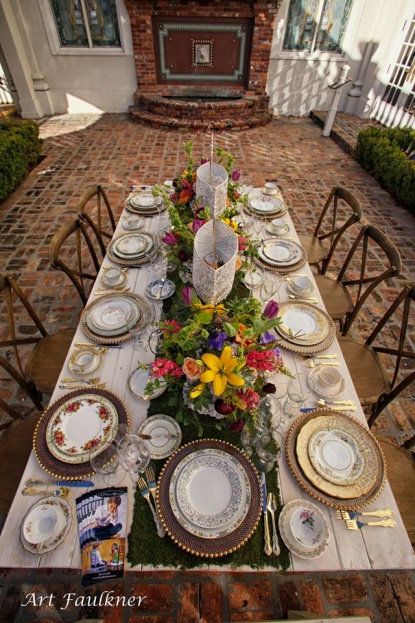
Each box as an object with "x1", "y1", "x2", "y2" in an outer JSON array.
[{"x1": 255, "y1": 238, "x2": 308, "y2": 274}]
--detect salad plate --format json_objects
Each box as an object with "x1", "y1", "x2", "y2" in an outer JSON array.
[
  {"x1": 86, "y1": 294, "x2": 140, "y2": 336},
  {"x1": 20, "y1": 496, "x2": 72, "y2": 555},
  {"x1": 46, "y1": 393, "x2": 118, "y2": 464},
  {"x1": 249, "y1": 195, "x2": 284, "y2": 214},
  {"x1": 278, "y1": 499, "x2": 329, "y2": 559},
  {"x1": 308, "y1": 427, "x2": 366, "y2": 486},
  {"x1": 261, "y1": 239, "x2": 302, "y2": 264},
  {"x1": 137, "y1": 414, "x2": 182, "y2": 459},
  {"x1": 169, "y1": 448, "x2": 251, "y2": 539},
  {"x1": 128, "y1": 367, "x2": 167, "y2": 400},
  {"x1": 145, "y1": 279, "x2": 176, "y2": 300},
  {"x1": 111, "y1": 233, "x2": 154, "y2": 259}
]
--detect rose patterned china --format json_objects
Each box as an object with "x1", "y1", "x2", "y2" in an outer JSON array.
[
  {"x1": 20, "y1": 497, "x2": 72, "y2": 555},
  {"x1": 22, "y1": 503, "x2": 60, "y2": 544},
  {"x1": 278, "y1": 499, "x2": 329, "y2": 559}
]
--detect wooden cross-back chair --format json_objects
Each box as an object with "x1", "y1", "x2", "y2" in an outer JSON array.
[
  {"x1": 314, "y1": 224, "x2": 401, "y2": 335},
  {"x1": 338, "y1": 282, "x2": 415, "y2": 429},
  {"x1": 0, "y1": 273, "x2": 76, "y2": 419},
  {"x1": 297, "y1": 186, "x2": 362, "y2": 274},
  {"x1": 76, "y1": 184, "x2": 116, "y2": 256},
  {"x1": 49, "y1": 217, "x2": 103, "y2": 306}
]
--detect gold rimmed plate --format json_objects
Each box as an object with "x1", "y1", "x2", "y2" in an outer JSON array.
[
  {"x1": 20, "y1": 496, "x2": 72, "y2": 555},
  {"x1": 276, "y1": 302, "x2": 330, "y2": 345},
  {"x1": 274, "y1": 301, "x2": 336, "y2": 355}
]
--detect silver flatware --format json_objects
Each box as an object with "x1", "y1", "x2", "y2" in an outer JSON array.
[
  {"x1": 137, "y1": 476, "x2": 165, "y2": 538},
  {"x1": 266, "y1": 492, "x2": 280, "y2": 556},
  {"x1": 261, "y1": 473, "x2": 272, "y2": 556}
]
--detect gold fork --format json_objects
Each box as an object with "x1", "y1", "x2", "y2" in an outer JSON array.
[
  {"x1": 345, "y1": 518, "x2": 397, "y2": 530},
  {"x1": 336, "y1": 509, "x2": 395, "y2": 520}
]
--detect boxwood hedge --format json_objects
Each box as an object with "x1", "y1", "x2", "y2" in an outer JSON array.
[
  {"x1": 0, "y1": 120, "x2": 43, "y2": 203},
  {"x1": 355, "y1": 126, "x2": 415, "y2": 214}
]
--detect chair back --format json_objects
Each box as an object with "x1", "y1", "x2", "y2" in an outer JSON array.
[
  {"x1": 336, "y1": 224, "x2": 401, "y2": 335},
  {"x1": 49, "y1": 218, "x2": 102, "y2": 305},
  {"x1": 77, "y1": 184, "x2": 116, "y2": 256},
  {"x1": 315, "y1": 186, "x2": 362, "y2": 275},
  {"x1": 366, "y1": 282, "x2": 415, "y2": 426},
  {"x1": 0, "y1": 273, "x2": 46, "y2": 420}
]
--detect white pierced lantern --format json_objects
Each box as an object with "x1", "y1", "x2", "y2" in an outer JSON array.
[
  {"x1": 196, "y1": 162, "x2": 228, "y2": 218},
  {"x1": 192, "y1": 219, "x2": 238, "y2": 305}
]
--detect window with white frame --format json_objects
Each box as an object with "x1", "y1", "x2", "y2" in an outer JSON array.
[
  {"x1": 283, "y1": 0, "x2": 353, "y2": 53},
  {"x1": 50, "y1": 0, "x2": 121, "y2": 48}
]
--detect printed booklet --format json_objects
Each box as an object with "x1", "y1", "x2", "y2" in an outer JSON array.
[{"x1": 76, "y1": 487, "x2": 127, "y2": 588}]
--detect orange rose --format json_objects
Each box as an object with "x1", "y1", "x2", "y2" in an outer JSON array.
[
  {"x1": 235, "y1": 255, "x2": 242, "y2": 271},
  {"x1": 182, "y1": 357, "x2": 204, "y2": 382}
]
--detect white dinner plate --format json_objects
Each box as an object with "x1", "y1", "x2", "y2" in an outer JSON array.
[
  {"x1": 249, "y1": 196, "x2": 284, "y2": 214},
  {"x1": 308, "y1": 427, "x2": 366, "y2": 486},
  {"x1": 129, "y1": 193, "x2": 163, "y2": 209},
  {"x1": 169, "y1": 448, "x2": 251, "y2": 539},
  {"x1": 46, "y1": 393, "x2": 118, "y2": 464},
  {"x1": 277, "y1": 303, "x2": 330, "y2": 345},
  {"x1": 86, "y1": 295, "x2": 141, "y2": 336},
  {"x1": 112, "y1": 233, "x2": 154, "y2": 259},
  {"x1": 20, "y1": 497, "x2": 72, "y2": 555},
  {"x1": 137, "y1": 414, "x2": 182, "y2": 459},
  {"x1": 278, "y1": 499, "x2": 330, "y2": 559},
  {"x1": 258, "y1": 240, "x2": 304, "y2": 267}
]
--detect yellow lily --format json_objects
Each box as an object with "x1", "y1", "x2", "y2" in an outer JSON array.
[
  {"x1": 200, "y1": 345, "x2": 245, "y2": 396},
  {"x1": 220, "y1": 217, "x2": 238, "y2": 231},
  {"x1": 194, "y1": 302, "x2": 227, "y2": 316},
  {"x1": 189, "y1": 383, "x2": 206, "y2": 399}
]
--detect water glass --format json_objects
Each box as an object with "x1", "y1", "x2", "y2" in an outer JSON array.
[
  {"x1": 117, "y1": 433, "x2": 150, "y2": 484},
  {"x1": 283, "y1": 391, "x2": 304, "y2": 418},
  {"x1": 90, "y1": 441, "x2": 125, "y2": 486}
]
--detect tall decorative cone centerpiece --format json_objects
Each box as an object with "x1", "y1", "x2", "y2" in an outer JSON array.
[{"x1": 192, "y1": 135, "x2": 238, "y2": 304}]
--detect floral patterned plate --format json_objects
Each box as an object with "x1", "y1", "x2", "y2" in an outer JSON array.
[
  {"x1": 308, "y1": 427, "x2": 365, "y2": 486},
  {"x1": 46, "y1": 393, "x2": 118, "y2": 464},
  {"x1": 278, "y1": 499, "x2": 329, "y2": 559},
  {"x1": 169, "y1": 448, "x2": 251, "y2": 539}
]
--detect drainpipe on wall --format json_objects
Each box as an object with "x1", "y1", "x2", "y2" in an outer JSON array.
[{"x1": 322, "y1": 64, "x2": 352, "y2": 137}]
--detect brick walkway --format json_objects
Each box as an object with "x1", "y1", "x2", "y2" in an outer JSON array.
[{"x1": 0, "y1": 112, "x2": 414, "y2": 622}]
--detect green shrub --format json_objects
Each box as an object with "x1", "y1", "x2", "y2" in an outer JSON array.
[
  {"x1": 0, "y1": 120, "x2": 43, "y2": 203},
  {"x1": 356, "y1": 126, "x2": 415, "y2": 213}
]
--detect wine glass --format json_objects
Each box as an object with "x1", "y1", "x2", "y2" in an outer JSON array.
[
  {"x1": 89, "y1": 441, "x2": 125, "y2": 487},
  {"x1": 117, "y1": 433, "x2": 151, "y2": 484}
]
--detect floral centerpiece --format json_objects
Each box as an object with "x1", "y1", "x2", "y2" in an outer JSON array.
[{"x1": 145, "y1": 289, "x2": 291, "y2": 433}]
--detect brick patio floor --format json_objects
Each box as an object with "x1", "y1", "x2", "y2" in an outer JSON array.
[{"x1": 0, "y1": 112, "x2": 414, "y2": 622}]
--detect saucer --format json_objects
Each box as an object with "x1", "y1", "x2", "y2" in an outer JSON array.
[
  {"x1": 128, "y1": 367, "x2": 167, "y2": 400},
  {"x1": 266, "y1": 222, "x2": 290, "y2": 236},
  {"x1": 287, "y1": 280, "x2": 315, "y2": 298},
  {"x1": 278, "y1": 499, "x2": 329, "y2": 559},
  {"x1": 145, "y1": 279, "x2": 175, "y2": 300},
  {"x1": 123, "y1": 216, "x2": 145, "y2": 230},
  {"x1": 100, "y1": 269, "x2": 127, "y2": 289},
  {"x1": 69, "y1": 345, "x2": 102, "y2": 375},
  {"x1": 23, "y1": 503, "x2": 60, "y2": 544},
  {"x1": 308, "y1": 365, "x2": 346, "y2": 398},
  {"x1": 137, "y1": 414, "x2": 182, "y2": 459},
  {"x1": 20, "y1": 497, "x2": 72, "y2": 555}
]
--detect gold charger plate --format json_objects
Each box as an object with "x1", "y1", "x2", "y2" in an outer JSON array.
[
  {"x1": 296, "y1": 415, "x2": 379, "y2": 496},
  {"x1": 286, "y1": 408, "x2": 386, "y2": 510},
  {"x1": 274, "y1": 301, "x2": 336, "y2": 355},
  {"x1": 254, "y1": 253, "x2": 307, "y2": 274},
  {"x1": 156, "y1": 439, "x2": 262, "y2": 558},
  {"x1": 80, "y1": 293, "x2": 153, "y2": 345},
  {"x1": 107, "y1": 232, "x2": 159, "y2": 267}
]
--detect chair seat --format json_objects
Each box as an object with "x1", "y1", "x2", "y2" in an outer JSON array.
[
  {"x1": 297, "y1": 234, "x2": 325, "y2": 266},
  {"x1": 0, "y1": 414, "x2": 39, "y2": 514},
  {"x1": 314, "y1": 274, "x2": 354, "y2": 321},
  {"x1": 338, "y1": 336, "x2": 391, "y2": 405},
  {"x1": 25, "y1": 327, "x2": 76, "y2": 395}
]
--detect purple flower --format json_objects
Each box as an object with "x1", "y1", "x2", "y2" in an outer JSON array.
[
  {"x1": 231, "y1": 170, "x2": 241, "y2": 182},
  {"x1": 260, "y1": 331, "x2": 276, "y2": 344},
  {"x1": 181, "y1": 287, "x2": 194, "y2": 305},
  {"x1": 264, "y1": 300, "x2": 279, "y2": 319},
  {"x1": 162, "y1": 231, "x2": 180, "y2": 247},
  {"x1": 263, "y1": 383, "x2": 276, "y2": 394},
  {"x1": 201, "y1": 158, "x2": 209, "y2": 165},
  {"x1": 190, "y1": 218, "x2": 206, "y2": 233},
  {"x1": 208, "y1": 331, "x2": 228, "y2": 350},
  {"x1": 178, "y1": 249, "x2": 189, "y2": 262}
]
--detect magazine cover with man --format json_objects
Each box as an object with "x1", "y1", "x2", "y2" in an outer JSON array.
[{"x1": 76, "y1": 487, "x2": 127, "y2": 588}]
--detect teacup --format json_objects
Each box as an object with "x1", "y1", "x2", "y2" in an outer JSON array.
[
  {"x1": 270, "y1": 218, "x2": 287, "y2": 235},
  {"x1": 290, "y1": 506, "x2": 326, "y2": 549},
  {"x1": 318, "y1": 366, "x2": 342, "y2": 388},
  {"x1": 23, "y1": 504, "x2": 59, "y2": 544},
  {"x1": 125, "y1": 215, "x2": 141, "y2": 228},
  {"x1": 264, "y1": 182, "x2": 278, "y2": 195},
  {"x1": 105, "y1": 267, "x2": 122, "y2": 284},
  {"x1": 292, "y1": 275, "x2": 312, "y2": 293},
  {"x1": 164, "y1": 180, "x2": 174, "y2": 192}
]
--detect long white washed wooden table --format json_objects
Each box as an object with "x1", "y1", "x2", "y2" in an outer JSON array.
[{"x1": 0, "y1": 188, "x2": 414, "y2": 572}]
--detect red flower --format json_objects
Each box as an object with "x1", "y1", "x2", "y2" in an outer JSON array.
[{"x1": 245, "y1": 349, "x2": 278, "y2": 372}]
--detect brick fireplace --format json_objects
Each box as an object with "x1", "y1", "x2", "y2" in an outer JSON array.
[{"x1": 125, "y1": 0, "x2": 280, "y2": 130}]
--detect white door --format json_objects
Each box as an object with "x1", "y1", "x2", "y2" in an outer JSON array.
[{"x1": 373, "y1": 9, "x2": 415, "y2": 128}]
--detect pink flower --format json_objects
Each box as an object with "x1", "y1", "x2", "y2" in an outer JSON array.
[
  {"x1": 238, "y1": 235, "x2": 249, "y2": 252},
  {"x1": 181, "y1": 287, "x2": 194, "y2": 305},
  {"x1": 150, "y1": 358, "x2": 184, "y2": 379},
  {"x1": 162, "y1": 319, "x2": 181, "y2": 334},
  {"x1": 231, "y1": 170, "x2": 241, "y2": 181},
  {"x1": 264, "y1": 300, "x2": 279, "y2": 319},
  {"x1": 245, "y1": 349, "x2": 279, "y2": 372},
  {"x1": 162, "y1": 231, "x2": 180, "y2": 246},
  {"x1": 189, "y1": 218, "x2": 206, "y2": 233},
  {"x1": 234, "y1": 388, "x2": 260, "y2": 412}
]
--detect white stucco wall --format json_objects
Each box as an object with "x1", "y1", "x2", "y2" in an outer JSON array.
[{"x1": 2, "y1": 0, "x2": 137, "y2": 116}]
